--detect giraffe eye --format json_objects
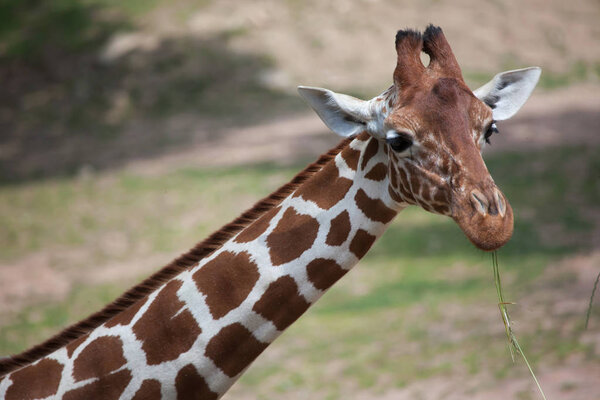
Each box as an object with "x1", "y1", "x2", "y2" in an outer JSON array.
[
  {"x1": 386, "y1": 132, "x2": 413, "y2": 153},
  {"x1": 484, "y1": 121, "x2": 499, "y2": 144}
]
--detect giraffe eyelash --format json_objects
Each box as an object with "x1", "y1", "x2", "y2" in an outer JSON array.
[{"x1": 484, "y1": 121, "x2": 499, "y2": 144}]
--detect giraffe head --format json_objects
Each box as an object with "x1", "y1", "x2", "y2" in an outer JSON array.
[{"x1": 298, "y1": 25, "x2": 540, "y2": 251}]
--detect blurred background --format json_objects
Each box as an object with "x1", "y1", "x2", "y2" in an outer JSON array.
[{"x1": 0, "y1": 0, "x2": 599, "y2": 398}]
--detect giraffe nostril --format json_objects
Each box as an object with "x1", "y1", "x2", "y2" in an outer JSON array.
[
  {"x1": 470, "y1": 189, "x2": 488, "y2": 216},
  {"x1": 495, "y1": 189, "x2": 506, "y2": 217}
]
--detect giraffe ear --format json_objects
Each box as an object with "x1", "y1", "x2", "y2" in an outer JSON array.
[
  {"x1": 473, "y1": 67, "x2": 541, "y2": 121},
  {"x1": 298, "y1": 86, "x2": 373, "y2": 137}
]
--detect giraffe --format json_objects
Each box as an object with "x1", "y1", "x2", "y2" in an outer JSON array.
[{"x1": 0, "y1": 25, "x2": 540, "y2": 399}]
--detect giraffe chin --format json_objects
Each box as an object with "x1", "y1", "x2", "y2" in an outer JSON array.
[{"x1": 452, "y1": 201, "x2": 514, "y2": 252}]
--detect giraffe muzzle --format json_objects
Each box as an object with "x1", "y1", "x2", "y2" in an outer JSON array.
[{"x1": 454, "y1": 186, "x2": 514, "y2": 251}]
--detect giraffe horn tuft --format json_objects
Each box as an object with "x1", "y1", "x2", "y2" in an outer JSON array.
[
  {"x1": 393, "y1": 28, "x2": 424, "y2": 88},
  {"x1": 422, "y1": 24, "x2": 463, "y2": 80}
]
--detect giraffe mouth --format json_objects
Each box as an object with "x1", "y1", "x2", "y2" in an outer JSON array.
[{"x1": 452, "y1": 187, "x2": 514, "y2": 251}]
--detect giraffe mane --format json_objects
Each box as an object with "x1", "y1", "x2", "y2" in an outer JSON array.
[{"x1": 0, "y1": 137, "x2": 353, "y2": 377}]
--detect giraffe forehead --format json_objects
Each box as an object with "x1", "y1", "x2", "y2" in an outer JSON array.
[{"x1": 387, "y1": 77, "x2": 486, "y2": 133}]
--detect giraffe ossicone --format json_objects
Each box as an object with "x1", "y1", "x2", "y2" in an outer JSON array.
[{"x1": 0, "y1": 25, "x2": 540, "y2": 399}]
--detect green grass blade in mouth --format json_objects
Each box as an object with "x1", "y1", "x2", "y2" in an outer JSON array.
[{"x1": 492, "y1": 251, "x2": 547, "y2": 400}]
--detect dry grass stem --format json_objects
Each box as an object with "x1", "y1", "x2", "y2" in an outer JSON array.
[{"x1": 492, "y1": 251, "x2": 547, "y2": 400}]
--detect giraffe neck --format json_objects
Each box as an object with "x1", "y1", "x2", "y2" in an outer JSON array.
[{"x1": 0, "y1": 133, "x2": 403, "y2": 400}]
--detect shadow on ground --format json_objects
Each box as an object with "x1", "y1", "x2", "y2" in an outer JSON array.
[{"x1": 0, "y1": 0, "x2": 303, "y2": 184}]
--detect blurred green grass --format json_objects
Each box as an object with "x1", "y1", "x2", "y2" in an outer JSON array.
[
  {"x1": 0, "y1": 164, "x2": 290, "y2": 260},
  {"x1": 1, "y1": 144, "x2": 598, "y2": 397}
]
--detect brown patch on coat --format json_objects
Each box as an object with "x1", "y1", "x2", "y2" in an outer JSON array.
[
  {"x1": 326, "y1": 210, "x2": 351, "y2": 246},
  {"x1": 349, "y1": 229, "x2": 376, "y2": 259},
  {"x1": 354, "y1": 188, "x2": 397, "y2": 224},
  {"x1": 390, "y1": 165, "x2": 398, "y2": 187},
  {"x1": 409, "y1": 175, "x2": 422, "y2": 197},
  {"x1": 340, "y1": 146, "x2": 361, "y2": 171},
  {"x1": 63, "y1": 369, "x2": 132, "y2": 400},
  {"x1": 361, "y1": 138, "x2": 379, "y2": 171},
  {"x1": 132, "y1": 379, "x2": 162, "y2": 400},
  {"x1": 72, "y1": 335, "x2": 127, "y2": 382},
  {"x1": 132, "y1": 280, "x2": 201, "y2": 365},
  {"x1": 433, "y1": 203, "x2": 450, "y2": 215},
  {"x1": 306, "y1": 258, "x2": 347, "y2": 291},
  {"x1": 365, "y1": 162, "x2": 388, "y2": 181},
  {"x1": 235, "y1": 206, "x2": 280, "y2": 243},
  {"x1": 398, "y1": 167, "x2": 411, "y2": 191},
  {"x1": 193, "y1": 251, "x2": 259, "y2": 319},
  {"x1": 267, "y1": 208, "x2": 319, "y2": 266},
  {"x1": 175, "y1": 364, "x2": 218, "y2": 400},
  {"x1": 293, "y1": 162, "x2": 353, "y2": 210},
  {"x1": 252, "y1": 276, "x2": 310, "y2": 330},
  {"x1": 388, "y1": 186, "x2": 404, "y2": 203},
  {"x1": 204, "y1": 323, "x2": 268, "y2": 377},
  {"x1": 104, "y1": 296, "x2": 147, "y2": 328},
  {"x1": 433, "y1": 189, "x2": 448, "y2": 205},
  {"x1": 66, "y1": 333, "x2": 89, "y2": 358},
  {"x1": 5, "y1": 358, "x2": 63, "y2": 400}
]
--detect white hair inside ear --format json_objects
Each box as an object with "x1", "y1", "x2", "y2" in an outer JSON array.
[
  {"x1": 473, "y1": 67, "x2": 541, "y2": 121},
  {"x1": 297, "y1": 86, "x2": 375, "y2": 137}
]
